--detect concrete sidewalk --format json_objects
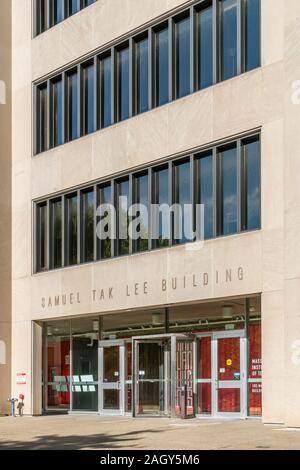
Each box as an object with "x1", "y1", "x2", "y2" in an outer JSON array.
[{"x1": 0, "y1": 415, "x2": 300, "y2": 450}]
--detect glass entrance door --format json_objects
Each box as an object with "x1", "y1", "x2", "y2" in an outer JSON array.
[
  {"x1": 197, "y1": 331, "x2": 247, "y2": 418},
  {"x1": 134, "y1": 339, "x2": 171, "y2": 417},
  {"x1": 99, "y1": 340, "x2": 125, "y2": 415}
]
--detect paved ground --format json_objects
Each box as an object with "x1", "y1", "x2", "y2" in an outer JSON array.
[{"x1": 0, "y1": 415, "x2": 300, "y2": 450}]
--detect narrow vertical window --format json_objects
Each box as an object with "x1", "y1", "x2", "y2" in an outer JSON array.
[
  {"x1": 116, "y1": 179, "x2": 130, "y2": 255},
  {"x1": 174, "y1": 160, "x2": 191, "y2": 244},
  {"x1": 37, "y1": 83, "x2": 48, "y2": 153},
  {"x1": 135, "y1": 36, "x2": 149, "y2": 114},
  {"x1": 97, "y1": 184, "x2": 112, "y2": 259},
  {"x1": 155, "y1": 26, "x2": 169, "y2": 107},
  {"x1": 198, "y1": 5, "x2": 213, "y2": 89},
  {"x1": 51, "y1": 76, "x2": 63, "y2": 148},
  {"x1": 68, "y1": 0, "x2": 79, "y2": 16},
  {"x1": 50, "y1": 0, "x2": 65, "y2": 26},
  {"x1": 218, "y1": 144, "x2": 238, "y2": 235},
  {"x1": 245, "y1": 0, "x2": 260, "y2": 71},
  {"x1": 153, "y1": 167, "x2": 169, "y2": 248},
  {"x1": 100, "y1": 54, "x2": 112, "y2": 128},
  {"x1": 36, "y1": 202, "x2": 48, "y2": 272},
  {"x1": 36, "y1": 0, "x2": 48, "y2": 34},
  {"x1": 66, "y1": 70, "x2": 78, "y2": 141},
  {"x1": 220, "y1": 0, "x2": 238, "y2": 81},
  {"x1": 81, "y1": 188, "x2": 94, "y2": 263},
  {"x1": 50, "y1": 198, "x2": 62, "y2": 269},
  {"x1": 175, "y1": 16, "x2": 190, "y2": 99},
  {"x1": 241, "y1": 136, "x2": 260, "y2": 231},
  {"x1": 117, "y1": 46, "x2": 130, "y2": 122},
  {"x1": 83, "y1": 0, "x2": 95, "y2": 6},
  {"x1": 82, "y1": 62, "x2": 95, "y2": 135},
  {"x1": 65, "y1": 193, "x2": 78, "y2": 266},
  {"x1": 133, "y1": 173, "x2": 149, "y2": 253},
  {"x1": 197, "y1": 152, "x2": 214, "y2": 240}
]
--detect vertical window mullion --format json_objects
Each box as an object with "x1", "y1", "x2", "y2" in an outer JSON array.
[
  {"x1": 168, "y1": 18, "x2": 174, "y2": 102},
  {"x1": 62, "y1": 196, "x2": 65, "y2": 267},
  {"x1": 46, "y1": 199, "x2": 50, "y2": 271},
  {"x1": 129, "y1": 38, "x2": 133, "y2": 118},
  {"x1": 93, "y1": 185, "x2": 97, "y2": 261},
  {"x1": 148, "y1": 168, "x2": 152, "y2": 251},
  {"x1": 148, "y1": 28, "x2": 153, "y2": 110},
  {"x1": 93, "y1": 56, "x2": 98, "y2": 132},
  {"x1": 237, "y1": 139, "x2": 242, "y2": 232},
  {"x1": 111, "y1": 179, "x2": 115, "y2": 258},
  {"x1": 190, "y1": 6, "x2": 195, "y2": 94},
  {"x1": 237, "y1": 0, "x2": 242, "y2": 75},
  {"x1": 128, "y1": 174, "x2": 133, "y2": 255},
  {"x1": 213, "y1": 146, "x2": 218, "y2": 237},
  {"x1": 77, "y1": 189, "x2": 81, "y2": 265},
  {"x1": 111, "y1": 47, "x2": 116, "y2": 125},
  {"x1": 213, "y1": 0, "x2": 219, "y2": 84},
  {"x1": 78, "y1": 64, "x2": 82, "y2": 137},
  {"x1": 168, "y1": 161, "x2": 173, "y2": 246}
]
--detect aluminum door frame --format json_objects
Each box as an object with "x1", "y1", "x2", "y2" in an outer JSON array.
[
  {"x1": 132, "y1": 334, "x2": 181, "y2": 418},
  {"x1": 212, "y1": 330, "x2": 247, "y2": 419},
  {"x1": 99, "y1": 339, "x2": 125, "y2": 416},
  {"x1": 195, "y1": 330, "x2": 247, "y2": 419}
]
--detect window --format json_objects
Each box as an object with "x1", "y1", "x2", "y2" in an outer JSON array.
[
  {"x1": 81, "y1": 189, "x2": 94, "y2": 263},
  {"x1": 50, "y1": 76, "x2": 63, "y2": 147},
  {"x1": 36, "y1": 84, "x2": 48, "y2": 153},
  {"x1": 34, "y1": 1, "x2": 261, "y2": 154},
  {"x1": 100, "y1": 54, "x2": 112, "y2": 128},
  {"x1": 241, "y1": 136, "x2": 260, "y2": 230},
  {"x1": 68, "y1": 0, "x2": 79, "y2": 16},
  {"x1": 34, "y1": 134, "x2": 260, "y2": 272},
  {"x1": 153, "y1": 167, "x2": 170, "y2": 249},
  {"x1": 49, "y1": 198, "x2": 62, "y2": 269},
  {"x1": 155, "y1": 25, "x2": 169, "y2": 107},
  {"x1": 82, "y1": 63, "x2": 95, "y2": 135},
  {"x1": 50, "y1": 0, "x2": 65, "y2": 27},
  {"x1": 66, "y1": 69, "x2": 79, "y2": 141},
  {"x1": 36, "y1": 202, "x2": 47, "y2": 272},
  {"x1": 175, "y1": 15, "x2": 190, "y2": 99},
  {"x1": 35, "y1": 0, "x2": 96, "y2": 36},
  {"x1": 135, "y1": 36, "x2": 149, "y2": 114},
  {"x1": 36, "y1": 0, "x2": 48, "y2": 35},
  {"x1": 218, "y1": 144, "x2": 238, "y2": 236},
  {"x1": 65, "y1": 193, "x2": 78, "y2": 266},
  {"x1": 197, "y1": 151, "x2": 214, "y2": 240},
  {"x1": 116, "y1": 179, "x2": 130, "y2": 256},
  {"x1": 245, "y1": 0, "x2": 260, "y2": 72},
  {"x1": 220, "y1": 0, "x2": 238, "y2": 81},
  {"x1": 117, "y1": 46, "x2": 130, "y2": 122},
  {"x1": 174, "y1": 160, "x2": 191, "y2": 244},
  {"x1": 197, "y1": 4, "x2": 213, "y2": 89},
  {"x1": 97, "y1": 184, "x2": 112, "y2": 259},
  {"x1": 133, "y1": 173, "x2": 149, "y2": 253}
]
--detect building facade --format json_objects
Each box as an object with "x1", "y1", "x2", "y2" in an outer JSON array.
[{"x1": 0, "y1": 0, "x2": 299, "y2": 426}]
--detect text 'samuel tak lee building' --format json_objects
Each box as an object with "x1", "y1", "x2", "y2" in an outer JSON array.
[{"x1": 0, "y1": 0, "x2": 300, "y2": 427}]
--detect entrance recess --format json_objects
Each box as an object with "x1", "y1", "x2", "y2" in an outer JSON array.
[
  {"x1": 134, "y1": 337, "x2": 172, "y2": 417},
  {"x1": 197, "y1": 330, "x2": 247, "y2": 418},
  {"x1": 99, "y1": 340, "x2": 125, "y2": 415}
]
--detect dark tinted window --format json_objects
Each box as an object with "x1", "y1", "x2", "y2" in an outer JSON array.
[
  {"x1": 50, "y1": 198, "x2": 62, "y2": 269},
  {"x1": 51, "y1": 77, "x2": 63, "y2": 147},
  {"x1": 155, "y1": 27, "x2": 169, "y2": 106},
  {"x1": 83, "y1": 63, "x2": 95, "y2": 135},
  {"x1": 81, "y1": 189, "x2": 94, "y2": 263},
  {"x1": 117, "y1": 47, "x2": 130, "y2": 121},
  {"x1": 154, "y1": 167, "x2": 169, "y2": 248},
  {"x1": 174, "y1": 161, "x2": 191, "y2": 244},
  {"x1": 221, "y1": 0, "x2": 237, "y2": 81},
  {"x1": 245, "y1": 0, "x2": 260, "y2": 71},
  {"x1": 116, "y1": 179, "x2": 130, "y2": 255},
  {"x1": 198, "y1": 152, "x2": 214, "y2": 239},
  {"x1": 100, "y1": 55, "x2": 112, "y2": 128},
  {"x1": 136, "y1": 37, "x2": 149, "y2": 114},
  {"x1": 36, "y1": 203, "x2": 47, "y2": 272},
  {"x1": 66, "y1": 194, "x2": 78, "y2": 266},
  {"x1": 219, "y1": 145, "x2": 238, "y2": 235},
  {"x1": 198, "y1": 5, "x2": 213, "y2": 89},
  {"x1": 66, "y1": 70, "x2": 79, "y2": 141},
  {"x1": 176, "y1": 16, "x2": 190, "y2": 98},
  {"x1": 133, "y1": 173, "x2": 149, "y2": 252},
  {"x1": 242, "y1": 136, "x2": 260, "y2": 230}
]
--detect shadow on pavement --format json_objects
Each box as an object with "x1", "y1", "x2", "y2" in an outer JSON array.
[{"x1": 0, "y1": 428, "x2": 162, "y2": 450}]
